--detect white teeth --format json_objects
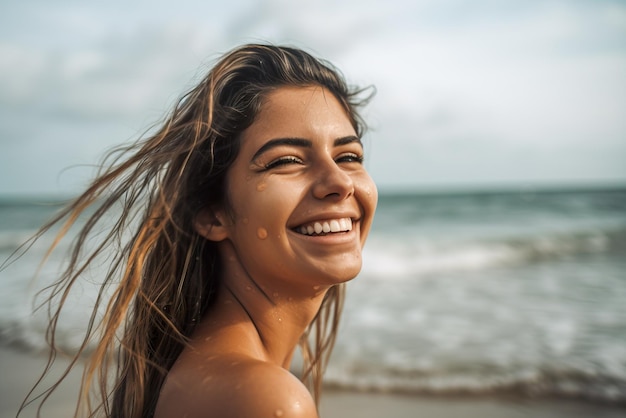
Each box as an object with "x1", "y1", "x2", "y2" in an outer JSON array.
[{"x1": 297, "y1": 218, "x2": 353, "y2": 236}]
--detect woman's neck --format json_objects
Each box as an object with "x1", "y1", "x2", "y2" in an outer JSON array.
[{"x1": 191, "y1": 242, "x2": 328, "y2": 368}]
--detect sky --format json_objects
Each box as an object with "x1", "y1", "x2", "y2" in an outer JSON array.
[{"x1": 1, "y1": 0, "x2": 625, "y2": 195}]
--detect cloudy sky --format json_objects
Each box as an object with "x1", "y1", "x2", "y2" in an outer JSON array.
[{"x1": 1, "y1": 0, "x2": 625, "y2": 195}]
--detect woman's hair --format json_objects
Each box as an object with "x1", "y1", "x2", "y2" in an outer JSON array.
[{"x1": 19, "y1": 44, "x2": 371, "y2": 417}]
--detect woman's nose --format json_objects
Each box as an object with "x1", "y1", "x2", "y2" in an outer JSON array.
[{"x1": 312, "y1": 160, "x2": 354, "y2": 200}]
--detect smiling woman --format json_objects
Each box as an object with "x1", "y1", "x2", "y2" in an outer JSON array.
[{"x1": 17, "y1": 44, "x2": 376, "y2": 418}]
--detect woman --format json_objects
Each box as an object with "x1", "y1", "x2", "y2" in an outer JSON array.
[{"x1": 22, "y1": 44, "x2": 377, "y2": 417}]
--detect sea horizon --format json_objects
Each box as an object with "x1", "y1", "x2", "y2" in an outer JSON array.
[{"x1": 1, "y1": 179, "x2": 625, "y2": 203}]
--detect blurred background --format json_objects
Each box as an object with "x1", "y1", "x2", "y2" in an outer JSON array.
[{"x1": 1, "y1": 0, "x2": 625, "y2": 413}]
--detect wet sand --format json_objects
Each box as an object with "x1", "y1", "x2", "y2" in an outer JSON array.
[
  {"x1": 1, "y1": 346, "x2": 624, "y2": 418},
  {"x1": 0, "y1": 346, "x2": 83, "y2": 418}
]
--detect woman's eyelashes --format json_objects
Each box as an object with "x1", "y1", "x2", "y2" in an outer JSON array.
[
  {"x1": 264, "y1": 156, "x2": 304, "y2": 170},
  {"x1": 336, "y1": 152, "x2": 364, "y2": 164}
]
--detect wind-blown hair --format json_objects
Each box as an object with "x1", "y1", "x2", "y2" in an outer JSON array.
[{"x1": 18, "y1": 44, "x2": 371, "y2": 417}]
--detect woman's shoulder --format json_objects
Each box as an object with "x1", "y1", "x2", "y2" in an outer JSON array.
[{"x1": 155, "y1": 353, "x2": 318, "y2": 418}]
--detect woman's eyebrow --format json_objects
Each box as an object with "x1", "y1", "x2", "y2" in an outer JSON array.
[
  {"x1": 334, "y1": 135, "x2": 362, "y2": 147},
  {"x1": 252, "y1": 137, "x2": 312, "y2": 161}
]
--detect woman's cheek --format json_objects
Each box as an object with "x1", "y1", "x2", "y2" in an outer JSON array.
[
  {"x1": 356, "y1": 172, "x2": 378, "y2": 208},
  {"x1": 249, "y1": 181, "x2": 286, "y2": 232},
  {"x1": 355, "y1": 172, "x2": 378, "y2": 245}
]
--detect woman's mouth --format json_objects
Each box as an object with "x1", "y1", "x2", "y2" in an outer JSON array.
[{"x1": 295, "y1": 218, "x2": 353, "y2": 236}]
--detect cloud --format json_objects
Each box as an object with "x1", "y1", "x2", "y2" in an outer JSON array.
[{"x1": 1, "y1": 0, "x2": 625, "y2": 194}]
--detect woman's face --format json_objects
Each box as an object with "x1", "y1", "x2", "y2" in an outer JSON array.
[{"x1": 216, "y1": 86, "x2": 377, "y2": 293}]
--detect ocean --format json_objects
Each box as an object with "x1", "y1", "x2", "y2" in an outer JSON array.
[{"x1": 1, "y1": 187, "x2": 625, "y2": 403}]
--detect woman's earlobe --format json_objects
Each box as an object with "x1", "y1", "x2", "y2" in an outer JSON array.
[{"x1": 194, "y1": 209, "x2": 229, "y2": 242}]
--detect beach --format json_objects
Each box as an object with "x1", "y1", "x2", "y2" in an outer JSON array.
[
  {"x1": 2, "y1": 189, "x2": 625, "y2": 416},
  {"x1": 2, "y1": 346, "x2": 624, "y2": 418},
  {"x1": 1, "y1": 346, "x2": 83, "y2": 418}
]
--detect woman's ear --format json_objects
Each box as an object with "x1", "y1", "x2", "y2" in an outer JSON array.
[{"x1": 194, "y1": 208, "x2": 229, "y2": 242}]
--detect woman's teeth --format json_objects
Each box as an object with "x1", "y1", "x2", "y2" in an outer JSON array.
[{"x1": 298, "y1": 218, "x2": 352, "y2": 236}]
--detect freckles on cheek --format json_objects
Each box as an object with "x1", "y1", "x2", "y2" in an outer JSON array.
[
  {"x1": 249, "y1": 190, "x2": 271, "y2": 240},
  {"x1": 256, "y1": 227, "x2": 268, "y2": 240},
  {"x1": 247, "y1": 181, "x2": 290, "y2": 240}
]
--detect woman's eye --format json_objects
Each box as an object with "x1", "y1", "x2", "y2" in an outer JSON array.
[
  {"x1": 336, "y1": 153, "x2": 364, "y2": 164},
  {"x1": 264, "y1": 156, "x2": 304, "y2": 170}
]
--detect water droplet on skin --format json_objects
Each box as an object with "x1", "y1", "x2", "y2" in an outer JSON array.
[
  {"x1": 278, "y1": 318, "x2": 283, "y2": 322},
  {"x1": 274, "y1": 409, "x2": 284, "y2": 417},
  {"x1": 256, "y1": 182, "x2": 267, "y2": 192},
  {"x1": 246, "y1": 286, "x2": 252, "y2": 291},
  {"x1": 257, "y1": 228, "x2": 268, "y2": 240},
  {"x1": 313, "y1": 285, "x2": 321, "y2": 290}
]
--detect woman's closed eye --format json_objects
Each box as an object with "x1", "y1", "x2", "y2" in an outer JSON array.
[
  {"x1": 335, "y1": 152, "x2": 364, "y2": 164},
  {"x1": 264, "y1": 156, "x2": 304, "y2": 170}
]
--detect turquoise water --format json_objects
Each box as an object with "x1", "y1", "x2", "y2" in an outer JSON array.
[{"x1": 1, "y1": 187, "x2": 625, "y2": 402}]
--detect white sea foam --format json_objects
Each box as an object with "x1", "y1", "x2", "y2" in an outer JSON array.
[{"x1": 361, "y1": 227, "x2": 625, "y2": 279}]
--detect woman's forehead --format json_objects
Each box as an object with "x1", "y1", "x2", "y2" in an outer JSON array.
[{"x1": 241, "y1": 86, "x2": 355, "y2": 146}]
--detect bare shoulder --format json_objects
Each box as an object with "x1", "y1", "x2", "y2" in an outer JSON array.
[
  {"x1": 224, "y1": 360, "x2": 318, "y2": 418},
  {"x1": 155, "y1": 354, "x2": 318, "y2": 418}
]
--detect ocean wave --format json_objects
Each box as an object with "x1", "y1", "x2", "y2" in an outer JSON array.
[
  {"x1": 0, "y1": 319, "x2": 50, "y2": 354},
  {"x1": 0, "y1": 230, "x2": 40, "y2": 254},
  {"x1": 363, "y1": 227, "x2": 626, "y2": 278},
  {"x1": 0, "y1": 310, "x2": 98, "y2": 356},
  {"x1": 323, "y1": 366, "x2": 626, "y2": 403}
]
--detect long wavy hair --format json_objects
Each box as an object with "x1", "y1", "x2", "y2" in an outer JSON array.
[{"x1": 17, "y1": 44, "x2": 371, "y2": 417}]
